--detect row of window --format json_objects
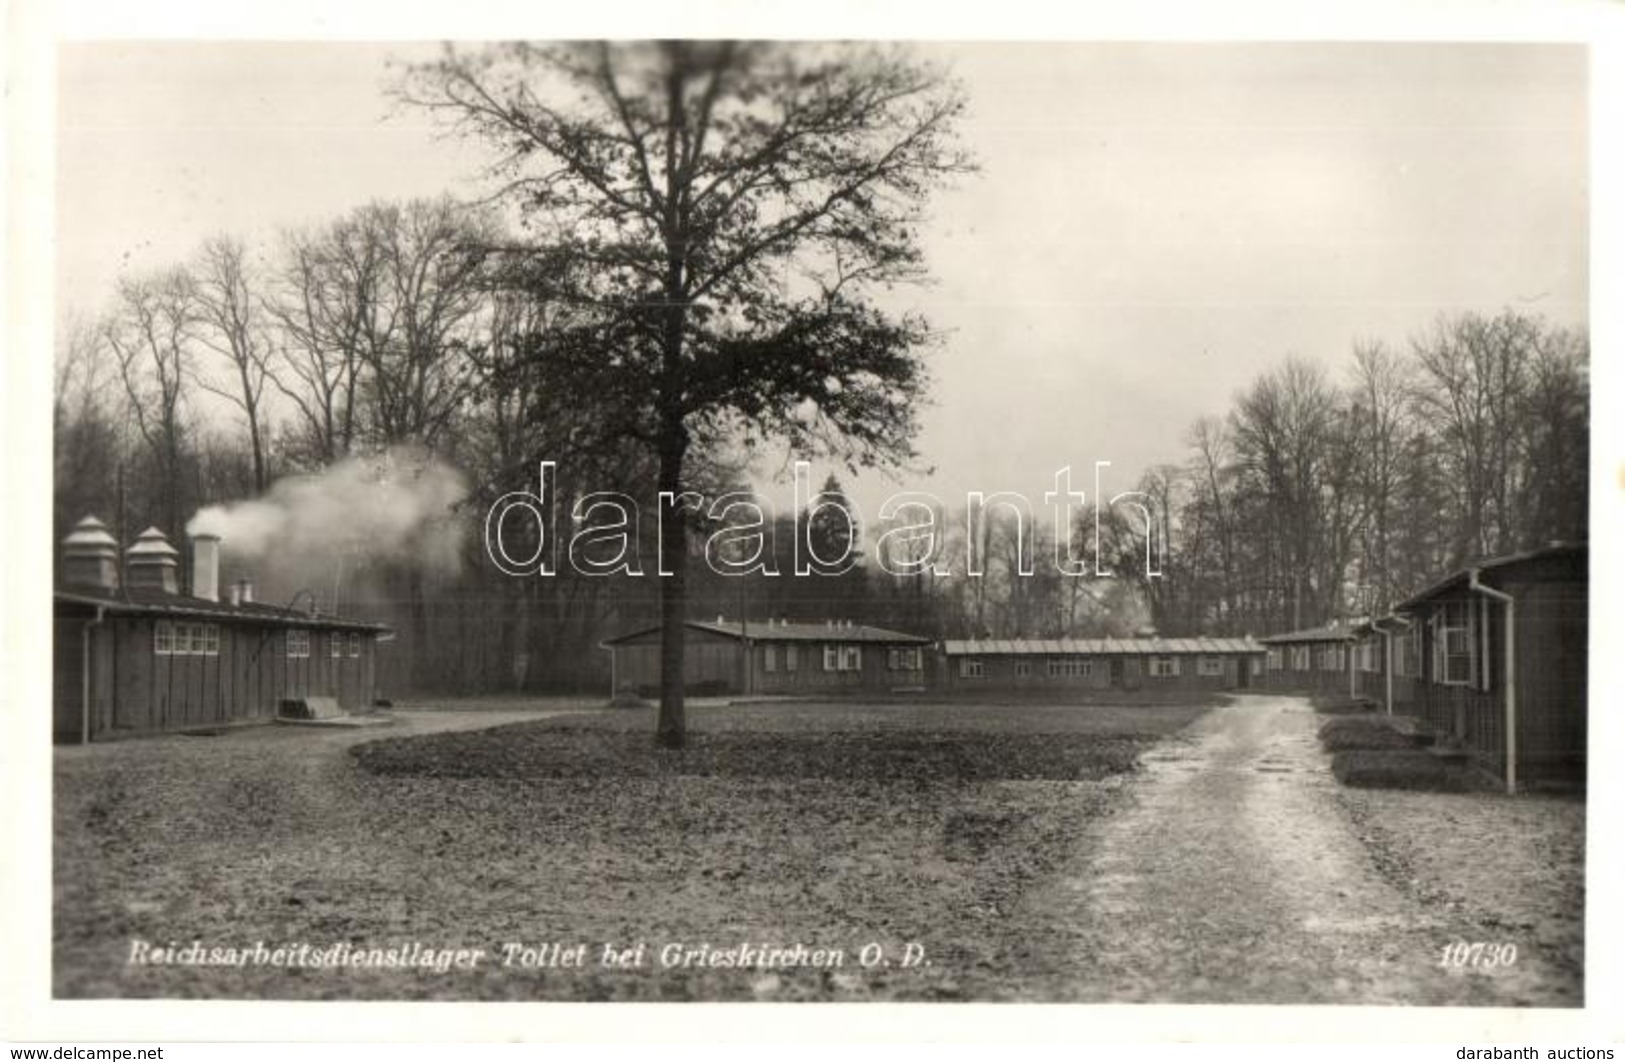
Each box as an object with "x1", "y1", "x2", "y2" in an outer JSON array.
[
  {"x1": 287, "y1": 630, "x2": 365, "y2": 659},
  {"x1": 154, "y1": 623, "x2": 364, "y2": 660},
  {"x1": 153, "y1": 622, "x2": 220, "y2": 656},
  {"x1": 759, "y1": 644, "x2": 924, "y2": 674},
  {"x1": 1261, "y1": 600, "x2": 1490, "y2": 690},
  {"x1": 1266, "y1": 646, "x2": 1351, "y2": 673},
  {"x1": 956, "y1": 655, "x2": 1231, "y2": 680}
]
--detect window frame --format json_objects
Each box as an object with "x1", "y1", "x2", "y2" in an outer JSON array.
[
  {"x1": 1435, "y1": 601, "x2": 1473, "y2": 686},
  {"x1": 1046, "y1": 657, "x2": 1092, "y2": 678},
  {"x1": 887, "y1": 647, "x2": 922, "y2": 671},
  {"x1": 1149, "y1": 655, "x2": 1180, "y2": 678},
  {"x1": 155, "y1": 621, "x2": 220, "y2": 656}
]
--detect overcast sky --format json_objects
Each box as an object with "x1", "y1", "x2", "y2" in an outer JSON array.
[{"x1": 56, "y1": 41, "x2": 1589, "y2": 516}]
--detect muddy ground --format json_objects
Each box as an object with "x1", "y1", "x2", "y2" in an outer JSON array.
[{"x1": 52, "y1": 695, "x2": 1582, "y2": 1003}]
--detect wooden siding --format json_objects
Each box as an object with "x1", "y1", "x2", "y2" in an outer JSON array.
[
  {"x1": 1257, "y1": 641, "x2": 1355, "y2": 699},
  {"x1": 1348, "y1": 549, "x2": 1586, "y2": 787},
  {"x1": 1504, "y1": 572, "x2": 1587, "y2": 781},
  {"x1": 939, "y1": 652, "x2": 1254, "y2": 693},
  {"x1": 54, "y1": 612, "x2": 379, "y2": 741}
]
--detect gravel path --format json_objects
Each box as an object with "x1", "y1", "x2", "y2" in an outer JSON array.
[{"x1": 1036, "y1": 694, "x2": 1580, "y2": 1005}]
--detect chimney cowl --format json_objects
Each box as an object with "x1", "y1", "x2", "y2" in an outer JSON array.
[
  {"x1": 125, "y1": 527, "x2": 181, "y2": 594},
  {"x1": 62, "y1": 515, "x2": 120, "y2": 593}
]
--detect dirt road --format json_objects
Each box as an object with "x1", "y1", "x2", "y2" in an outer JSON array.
[{"x1": 1037, "y1": 694, "x2": 1578, "y2": 1005}]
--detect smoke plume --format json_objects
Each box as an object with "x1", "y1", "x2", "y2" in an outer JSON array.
[{"x1": 187, "y1": 447, "x2": 469, "y2": 583}]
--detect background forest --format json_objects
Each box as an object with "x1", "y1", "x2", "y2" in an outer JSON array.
[{"x1": 53, "y1": 196, "x2": 1588, "y2": 696}]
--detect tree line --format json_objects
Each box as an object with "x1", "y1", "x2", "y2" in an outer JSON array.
[{"x1": 54, "y1": 42, "x2": 1588, "y2": 717}]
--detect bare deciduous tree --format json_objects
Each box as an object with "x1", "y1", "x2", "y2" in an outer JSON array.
[
  {"x1": 104, "y1": 268, "x2": 197, "y2": 537},
  {"x1": 402, "y1": 41, "x2": 974, "y2": 745},
  {"x1": 192, "y1": 235, "x2": 273, "y2": 491}
]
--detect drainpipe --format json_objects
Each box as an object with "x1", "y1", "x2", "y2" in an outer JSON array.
[
  {"x1": 1467, "y1": 570, "x2": 1516, "y2": 795},
  {"x1": 1370, "y1": 615, "x2": 1407, "y2": 717},
  {"x1": 81, "y1": 605, "x2": 106, "y2": 745},
  {"x1": 1348, "y1": 637, "x2": 1356, "y2": 700}
]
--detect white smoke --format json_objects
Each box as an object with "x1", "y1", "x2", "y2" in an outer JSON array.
[{"x1": 187, "y1": 446, "x2": 469, "y2": 579}]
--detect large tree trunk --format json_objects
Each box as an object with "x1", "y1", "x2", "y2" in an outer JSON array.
[{"x1": 655, "y1": 430, "x2": 687, "y2": 748}]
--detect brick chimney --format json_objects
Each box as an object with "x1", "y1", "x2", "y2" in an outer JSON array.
[
  {"x1": 125, "y1": 526, "x2": 180, "y2": 594},
  {"x1": 190, "y1": 531, "x2": 221, "y2": 602},
  {"x1": 62, "y1": 515, "x2": 119, "y2": 592}
]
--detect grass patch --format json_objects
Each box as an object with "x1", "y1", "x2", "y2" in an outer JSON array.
[
  {"x1": 1312, "y1": 696, "x2": 1377, "y2": 714},
  {"x1": 1331, "y1": 749, "x2": 1493, "y2": 792},
  {"x1": 1318, "y1": 715, "x2": 1417, "y2": 752},
  {"x1": 354, "y1": 726, "x2": 1146, "y2": 782},
  {"x1": 56, "y1": 697, "x2": 1211, "y2": 1002},
  {"x1": 353, "y1": 700, "x2": 1210, "y2": 783}
]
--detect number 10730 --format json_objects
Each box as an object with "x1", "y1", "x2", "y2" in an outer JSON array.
[{"x1": 1439, "y1": 942, "x2": 1517, "y2": 968}]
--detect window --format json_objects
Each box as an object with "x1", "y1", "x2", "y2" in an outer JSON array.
[
  {"x1": 349, "y1": 633, "x2": 362, "y2": 658},
  {"x1": 822, "y1": 645, "x2": 838, "y2": 671},
  {"x1": 887, "y1": 648, "x2": 921, "y2": 671},
  {"x1": 763, "y1": 645, "x2": 778, "y2": 673},
  {"x1": 959, "y1": 658, "x2": 984, "y2": 679},
  {"x1": 1433, "y1": 601, "x2": 1472, "y2": 685},
  {"x1": 155, "y1": 622, "x2": 219, "y2": 656},
  {"x1": 331, "y1": 633, "x2": 344, "y2": 658},
  {"x1": 1198, "y1": 655, "x2": 1224, "y2": 677},
  {"x1": 1149, "y1": 655, "x2": 1180, "y2": 678},
  {"x1": 1266, "y1": 647, "x2": 1282, "y2": 671},
  {"x1": 287, "y1": 629, "x2": 311, "y2": 658},
  {"x1": 840, "y1": 645, "x2": 862, "y2": 672},
  {"x1": 1292, "y1": 646, "x2": 1310, "y2": 672},
  {"x1": 785, "y1": 646, "x2": 798, "y2": 673},
  {"x1": 1047, "y1": 657, "x2": 1091, "y2": 678},
  {"x1": 1014, "y1": 660, "x2": 1032, "y2": 678}
]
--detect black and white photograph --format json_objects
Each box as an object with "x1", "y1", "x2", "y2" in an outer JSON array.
[{"x1": 5, "y1": 1, "x2": 1623, "y2": 1048}]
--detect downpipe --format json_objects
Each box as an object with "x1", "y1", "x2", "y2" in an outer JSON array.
[
  {"x1": 1467, "y1": 570, "x2": 1516, "y2": 795},
  {"x1": 1372, "y1": 614, "x2": 1412, "y2": 717},
  {"x1": 82, "y1": 605, "x2": 105, "y2": 745}
]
